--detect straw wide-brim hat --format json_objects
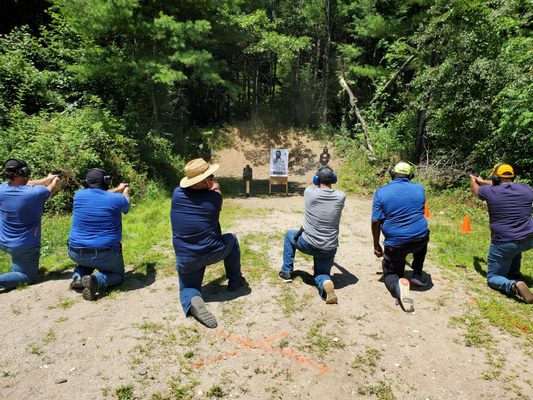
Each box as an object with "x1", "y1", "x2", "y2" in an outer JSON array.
[{"x1": 180, "y1": 158, "x2": 219, "y2": 188}]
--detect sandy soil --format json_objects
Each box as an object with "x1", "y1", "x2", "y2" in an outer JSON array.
[{"x1": 1, "y1": 127, "x2": 531, "y2": 400}]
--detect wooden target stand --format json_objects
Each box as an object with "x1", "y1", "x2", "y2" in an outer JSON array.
[{"x1": 269, "y1": 176, "x2": 288, "y2": 195}]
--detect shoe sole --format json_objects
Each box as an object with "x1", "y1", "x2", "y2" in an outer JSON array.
[
  {"x1": 323, "y1": 280, "x2": 338, "y2": 304},
  {"x1": 190, "y1": 297, "x2": 218, "y2": 328},
  {"x1": 515, "y1": 281, "x2": 533, "y2": 304},
  {"x1": 399, "y1": 278, "x2": 414, "y2": 313},
  {"x1": 81, "y1": 275, "x2": 97, "y2": 301},
  {"x1": 279, "y1": 274, "x2": 293, "y2": 283}
]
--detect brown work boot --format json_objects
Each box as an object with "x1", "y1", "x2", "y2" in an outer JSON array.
[{"x1": 513, "y1": 281, "x2": 533, "y2": 304}]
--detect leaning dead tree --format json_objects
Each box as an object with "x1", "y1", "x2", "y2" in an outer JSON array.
[{"x1": 339, "y1": 71, "x2": 374, "y2": 155}]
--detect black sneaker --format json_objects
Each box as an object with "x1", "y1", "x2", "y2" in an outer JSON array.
[
  {"x1": 228, "y1": 277, "x2": 248, "y2": 292},
  {"x1": 81, "y1": 275, "x2": 98, "y2": 301},
  {"x1": 190, "y1": 296, "x2": 218, "y2": 328},
  {"x1": 397, "y1": 278, "x2": 414, "y2": 313},
  {"x1": 69, "y1": 277, "x2": 83, "y2": 290},
  {"x1": 410, "y1": 272, "x2": 427, "y2": 287},
  {"x1": 278, "y1": 271, "x2": 292, "y2": 282}
]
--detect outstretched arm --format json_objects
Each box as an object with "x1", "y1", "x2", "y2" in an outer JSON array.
[
  {"x1": 371, "y1": 220, "x2": 383, "y2": 258},
  {"x1": 470, "y1": 175, "x2": 491, "y2": 196},
  {"x1": 29, "y1": 173, "x2": 58, "y2": 186},
  {"x1": 47, "y1": 176, "x2": 60, "y2": 195}
]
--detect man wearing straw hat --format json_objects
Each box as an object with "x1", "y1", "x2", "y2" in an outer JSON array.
[
  {"x1": 371, "y1": 162, "x2": 429, "y2": 313},
  {"x1": 171, "y1": 158, "x2": 247, "y2": 328},
  {"x1": 470, "y1": 163, "x2": 533, "y2": 303}
]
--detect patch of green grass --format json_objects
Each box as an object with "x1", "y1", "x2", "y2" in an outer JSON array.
[
  {"x1": 357, "y1": 380, "x2": 396, "y2": 400},
  {"x1": 277, "y1": 287, "x2": 298, "y2": 315},
  {"x1": 304, "y1": 322, "x2": 345, "y2": 355},
  {"x1": 115, "y1": 384, "x2": 134, "y2": 400},
  {"x1": 28, "y1": 345, "x2": 43, "y2": 356},
  {"x1": 51, "y1": 297, "x2": 76, "y2": 310},
  {"x1": 207, "y1": 385, "x2": 226, "y2": 398},
  {"x1": 43, "y1": 328, "x2": 57, "y2": 345},
  {"x1": 351, "y1": 347, "x2": 382, "y2": 375},
  {"x1": 137, "y1": 321, "x2": 164, "y2": 332},
  {"x1": 168, "y1": 378, "x2": 198, "y2": 400}
]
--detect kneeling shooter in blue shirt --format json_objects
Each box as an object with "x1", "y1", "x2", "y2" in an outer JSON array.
[
  {"x1": 68, "y1": 168, "x2": 130, "y2": 301},
  {"x1": 371, "y1": 162, "x2": 429, "y2": 313},
  {"x1": 171, "y1": 158, "x2": 247, "y2": 329},
  {"x1": 0, "y1": 158, "x2": 60, "y2": 291}
]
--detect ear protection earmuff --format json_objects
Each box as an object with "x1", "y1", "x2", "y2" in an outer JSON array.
[
  {"x1": 3, "y1": 158, "x2": 31, "y2": 178},
  {"x1": 491, "y1": 163, "x2": 503, "y2": 186},
  {"x1": 313, "y1": 167, "x2": 338, "y2": 185}
]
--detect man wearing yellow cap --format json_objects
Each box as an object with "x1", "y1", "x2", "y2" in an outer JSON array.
[
  {"x1": 470, "y1": 163, "x2": 533, "y2": 303},
  {"x1": 171, "y1": 158, "x2": 247, "y2": 328},
  {"x1": 371, "y1": 162, "x2": 429, "y2": 313}
]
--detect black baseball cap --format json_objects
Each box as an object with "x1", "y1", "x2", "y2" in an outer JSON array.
[
  {"x1": 4, "y1": 158, "x2": 27, "y2": 171},
  {"x1": 84, "y1": 168, "x2": 109, "y2": 189}
]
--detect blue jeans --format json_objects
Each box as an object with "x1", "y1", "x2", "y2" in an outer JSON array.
[
  {"x1": 486, "y1": 236, "x2": 533, "y2": 294},
  {"x1": 176, "y1": 233, "x2": 242, "y2": 315},
  {"x1": 0, "y1": 245, "x2": 40, "y2": 290},
  {"x1": 68, "y1": 244, "x2": 125, "y2": 293},
  {"x1": 281, "y1": 230, "x2": 336, "y2": 298}
]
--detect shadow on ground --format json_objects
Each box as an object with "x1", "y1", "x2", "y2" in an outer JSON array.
[
  {"x1": 293, "y1": 262, "x2": 359, "y2": 290},
  {"x1": 202, "y1": 275, "x2": 252, "y2": 302}
]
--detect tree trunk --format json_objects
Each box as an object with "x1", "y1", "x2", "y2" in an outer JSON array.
[{"x1": 339, "y1": 74, "x2": 374, "y2": 154}]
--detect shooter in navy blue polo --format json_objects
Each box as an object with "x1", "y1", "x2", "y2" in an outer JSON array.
[
  {"x1": 0, "y1": 158, "x2": 60, "y2": 291},
  {"x1": 171, "y1": 158, "x2": 247, "y2": 329},
  {"x1": 371, "y1": 162, "x2": 429, "y2": 312},
  {"x1": 68, "y1": 168, "x2": 130, "y2": 301}
]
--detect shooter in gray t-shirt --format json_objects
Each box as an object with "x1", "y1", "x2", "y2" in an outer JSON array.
[{"x1": 279, "y1": 166, "x2": 346, "y2": 304}]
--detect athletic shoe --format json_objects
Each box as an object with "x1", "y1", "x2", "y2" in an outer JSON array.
[
  {"x1": 69, "y1": 277, "x2": 83, "y2": 290},
  {"x1": 397, "y1": 278, "x2": 414, "y2": 313},
  {"x1": 228, "y1": 276, "x2": 248, "y2": 292},
  {"x1": 190, "y1": 296, "x2": 218, "y2": 328},
  {"x1": 278, "y1": 271, "x2": 293, "y2": 282},
  {"x1": 513, "y1": 281, "x2": 533, "y2": 304},
  {"x1": 81, "y1": 275, "x2": 98, "y2": 301},
  {"x1": 410, "y1": 272, "x2": 427, "y2": 287},
  {"x1": 323, "y1": 280, "x2": 338, "y2": 304}
]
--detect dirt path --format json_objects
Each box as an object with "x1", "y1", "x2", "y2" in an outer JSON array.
[{"x1": 1, "y1": 128, "x2": 531, "y2": 400}]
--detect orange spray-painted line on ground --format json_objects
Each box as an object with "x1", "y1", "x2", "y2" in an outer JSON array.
[{"x1": 193, "y1": 330, "x2": 329, "y2": 374}]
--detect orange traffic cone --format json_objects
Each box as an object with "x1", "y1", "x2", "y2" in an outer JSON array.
[
  {"x1": 424, "y1": 203, "x2": 431, "y2": 218},
  {"x1": 461, "y1": 215, "x2": 472, "y2": 233}
]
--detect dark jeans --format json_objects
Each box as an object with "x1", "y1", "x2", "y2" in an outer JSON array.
[
  {"x1": 0, "y1": 245, "x2": 40, "y2": 290},
  {"x1": 382, "y1": 234, "x2": 429, "y2": 297},
  {"x1": 175, "y1": 233, "x2": 242, "y2": 315},
  {"x1": 68, "y1": 244, "x2": 125, "y2": 293},
  {"x1": 281, "y1": 229, "x2": 337, "y2": 298}
]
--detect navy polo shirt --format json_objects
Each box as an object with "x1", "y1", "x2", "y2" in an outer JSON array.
[
  {"x1": 170, "y1": 186, "x2": 224, "y2": 258},
  {"x1": 372, "y1": 178, "x2": 428, "y2": 246}
]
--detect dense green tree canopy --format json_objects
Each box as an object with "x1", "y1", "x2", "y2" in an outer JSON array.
[{"x1": 1, "y1": 0, "x2": 531, "y2": 207}]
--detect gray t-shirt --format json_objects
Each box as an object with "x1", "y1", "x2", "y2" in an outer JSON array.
[{"x1": 302, "y1": 186, "x2": 346, "y2": 250}]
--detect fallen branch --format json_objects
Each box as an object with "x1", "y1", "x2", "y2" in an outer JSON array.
[{"x1": 339, "y1": 73, "x2": 374, "y2": 154}]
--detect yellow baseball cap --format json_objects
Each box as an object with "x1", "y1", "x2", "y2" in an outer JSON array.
[
  {"x1": 491, "y1": 163, "x2": 515, "y2": 178},
  {"x1": 393, "y1": 162, "x2": 413, "y2": 176}
]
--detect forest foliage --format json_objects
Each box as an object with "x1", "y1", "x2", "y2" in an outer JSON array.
[{"x1": 0, "y1": 0, "x2": 531, "y2": 209}]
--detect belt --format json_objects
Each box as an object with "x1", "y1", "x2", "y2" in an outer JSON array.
[{"x1": 68, "y1": 245, "x2": 115, "y2": 253}]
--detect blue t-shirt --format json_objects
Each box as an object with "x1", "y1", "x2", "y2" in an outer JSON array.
[
  {"x1": 68, "y1": 189, "x2": 130, "y2": 248},
  {"x1": 0, "y1": 183, "x2": 51, "y2": 249},
  {"x1": 170, "y1": 186, "x2": 225, "y2": 258},
  {"x1": 478, "y1": 183, "x2": 533, "y2": 242},
  {"x1": 372, "y1": 178, "x2": 428, "y2": 246}
]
